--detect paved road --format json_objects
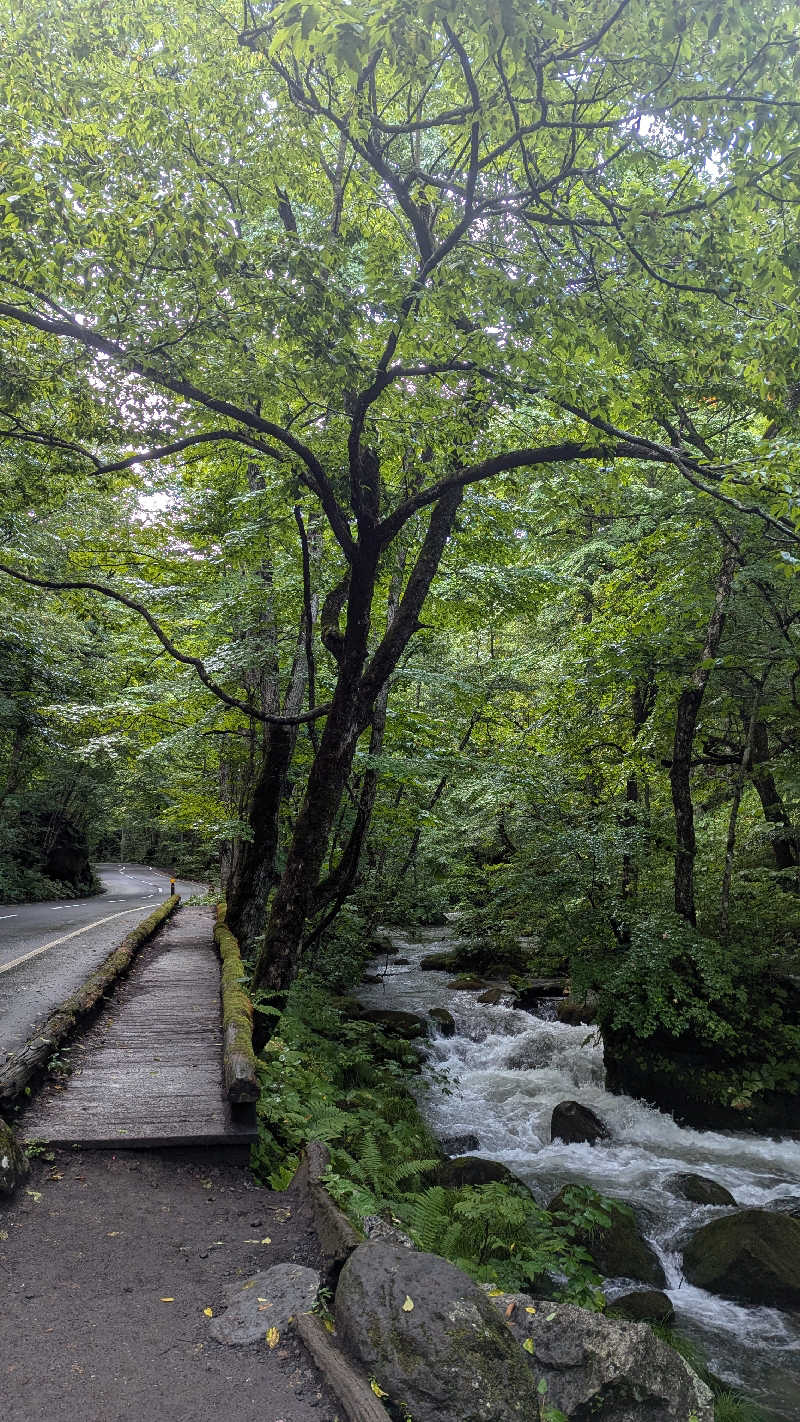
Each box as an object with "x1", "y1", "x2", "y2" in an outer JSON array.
[{"x1": 0, "y1": 863, "x2": 210, "y2": 1061}]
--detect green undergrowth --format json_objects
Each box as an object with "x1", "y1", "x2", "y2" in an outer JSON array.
[{"x1": 251, "y1": 978, "x2": 611, "y2": 1304}]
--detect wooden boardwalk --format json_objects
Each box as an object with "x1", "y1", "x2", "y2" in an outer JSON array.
[{"x1": 19, "y1": 906, "x2": 258, "y2": 1148}]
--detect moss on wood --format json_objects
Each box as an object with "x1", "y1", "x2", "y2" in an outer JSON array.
[{"x1": 214, "y1": 906, "x2": 258, "y2": 1103}]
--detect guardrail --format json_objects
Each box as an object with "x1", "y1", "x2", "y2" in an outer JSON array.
[{"x1": 0, "y1": 894, "x2": 181, "y2": 1110}]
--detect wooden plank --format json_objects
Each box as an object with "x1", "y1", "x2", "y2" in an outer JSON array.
[{"x1": 18, "y1": 906, "x2": 257, "y2": 1148}]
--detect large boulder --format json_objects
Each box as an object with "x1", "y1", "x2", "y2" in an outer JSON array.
[
  {"x1": 551, "y1": 1100, "x2": 610, "y2": 1145},
  {"x1": 335, "y1": 1243, "x2": 540, "y2": 1422},
  {"x1": 682, "y1": 1208, "x2": 800, "y2": 1307},
  {"x1": 0, "y1": 1119, "x2": 29, "y2": 1196},
  {"x1": 359, "y1": 1009, "x2": 428, "y2": 1040},
  {"x1": 486, "y1": 1293, "x2": 713, "y2": 1421},
  {"x1": 667, "y1": 1173, "x2": 736, "y2": 1207},
  {"x1": 548, "y1": 1190, "x2": 666, "y2": 1288}
]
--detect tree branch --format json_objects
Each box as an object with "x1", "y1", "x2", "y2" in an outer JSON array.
[
  {"x1": 0, "y1": 563, "x2": 331, "y2": 726},
  {"x1": 0, "y1": 301, "x2": 355, "y2": 559}
]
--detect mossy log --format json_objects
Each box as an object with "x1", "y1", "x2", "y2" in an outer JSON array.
[
  {"x1": 293, "y1": 1312, "x2": 389, "y2": 1422},
  {"x1": 0, "y1": 895, "x2": 180, "y2": 1109},
  {"x1": 213, "y1": 905, "x2": 259, "y2": 1104}
]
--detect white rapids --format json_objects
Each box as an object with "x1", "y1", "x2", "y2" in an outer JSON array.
[{"x1": 358, "y1": 926, "x2": 800, "y2": 1420}]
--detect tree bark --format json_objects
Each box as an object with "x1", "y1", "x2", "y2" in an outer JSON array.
[
  {"x1": 252, "y1": 489, "x2": 462, "y2": 994},
  {"x1": 670, "y1": 544, "x2": 738, "y2": 926},
  {"x1": 750, "y1": 719, "x2": 798, "y2": 871}
]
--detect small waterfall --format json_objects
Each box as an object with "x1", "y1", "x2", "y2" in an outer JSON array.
[{"x1": 358, "y1": 927, "x2": 800, "y2": 1420}]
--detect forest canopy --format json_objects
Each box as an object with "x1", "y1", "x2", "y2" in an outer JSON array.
[{"x1": 2, "y1": 0, "x2": 800, "y2": 1113}]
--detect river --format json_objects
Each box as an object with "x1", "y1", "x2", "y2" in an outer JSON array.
[{"x1": 358, "y1": 924, "x2": 800, "y2": 1420}]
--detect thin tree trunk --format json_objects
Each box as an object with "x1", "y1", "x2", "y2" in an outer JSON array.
[
  {"x1": 719, "y1": 681, "x2": 763, "y2": 942},
  {"x1": 670, "y1": 544, "x2": 738, "y2": 926}
]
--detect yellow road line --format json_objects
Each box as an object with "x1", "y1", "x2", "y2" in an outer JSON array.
[{"x1": 0, "y1": 906, "x2": 151, "y2": 977}]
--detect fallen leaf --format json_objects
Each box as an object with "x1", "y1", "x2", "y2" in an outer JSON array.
[
  {"x1": 0, "y1": 1229, "x2": 8, "y2": 1241},
  {"x1": 402, "y1": 1296, "x2": 414, "y2": 1312},
  {"x1": 203, "y1": 1308, "x2": 213, "y2": 1318},
  {"x1": 370, "y1": 1380, "x2": 389, "y2": 1398},
  {"x1": 25, "y1": 1190, "x2": 42, "y2": 1202},
  {"x1": 107, "y1": 1231, "x2": 120, "y2": 1237},
  {"x1": 488, "y1": 1288, "x2": 503, "y2": 1297},
  {"x1": 266, "y1": 1327, "x2": 280, "y2": 1349},
  {"x1": 47, "y1": 1172, "x2": 63, "y2": 1181},
  {"x1": 505, "y1": 1301, "x2": 516, "y2": 1318},
  {"x1": 261, "y1": 1237, "x2": 271, "y2": 1244},
  {"x1": 525, "y1": 1306, "x2": 536, "y2": 1315},
  {"x1": 258, "y1": 1303, "x2": 273, "y2": 1312},
  {"x1": 522, "y1": 1338, "x2": 535, "y2": 1355},
  {"x1": 546, "y1": 1311, "x2": 557, "y2": 1321},
  {"x1": 160, "y1": 1297, "x2": 175, "y2": 1303}
]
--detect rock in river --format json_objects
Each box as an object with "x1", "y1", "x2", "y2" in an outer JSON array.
[
  {"x1": 359, "y1": 1008, "x2": 429, "y2": 1039},
  {"x1": 548, "y1": 1189, "x2": 666, "y2": 1288},
  {"x1": 682, "y1": 1208, "x2": 800, "y2": 1307},
  {"x1": 667, "y1": 1172, "x2": 736, "y2": 1207},
  {"x1": 551, "y1": 1099, "x2": 610, "y2": 1145},
  {"x1": 335, "y1": 1243, "x2": 540, "y2": 1422},
  {"x1": 428, "y1": 1007, "x2": 456, "y2": 1037},
  {"x1": 607, "y1": 1289, "x2": 675, "y2": 1324}
]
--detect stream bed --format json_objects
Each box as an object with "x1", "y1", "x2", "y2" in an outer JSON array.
[{"x1": 358, "y1": 925, "x2": 800, "y2": 1419}]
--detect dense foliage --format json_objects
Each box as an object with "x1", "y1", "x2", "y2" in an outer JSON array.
[{"x1": 2, "y1": 0, "x2": 800, "y2": 1111}]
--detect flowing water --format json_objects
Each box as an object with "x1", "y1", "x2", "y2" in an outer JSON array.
[{"x1": 358, "y1": 925, "x2": 800, "y2": 1419}]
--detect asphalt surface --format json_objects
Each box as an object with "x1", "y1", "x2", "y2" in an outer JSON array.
[{"x1": 0, "y1": 863, "x2": 210, "y2": 1061}]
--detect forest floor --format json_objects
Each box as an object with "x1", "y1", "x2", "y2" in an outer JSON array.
[{"x1": 0, "y1": 1145, "x2": 340, "y2": 1422}]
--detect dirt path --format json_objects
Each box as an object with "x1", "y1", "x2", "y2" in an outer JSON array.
[{"x1": 0, "y1": 1146, "x2": 340, "y2": 1422}]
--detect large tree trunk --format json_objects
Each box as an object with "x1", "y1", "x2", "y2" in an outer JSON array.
[
  {"x1": 750, "y1": 720, "x2": 798, "y2": 871},
  {"x1": 252, "y1": 490, "x2": 462, "y2": 995},
  {"x1": 669, "y1": 545, "x2": 738, "y2": 926}
]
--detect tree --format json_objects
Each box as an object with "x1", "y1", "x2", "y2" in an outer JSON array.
[{"x1": 2, "y1": 0, "x2": 800, "y2": 989}]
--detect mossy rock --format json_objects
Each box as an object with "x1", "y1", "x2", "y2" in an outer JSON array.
[
  {"x1": 682, "y1": 1208, "x2": 800, "y2": 1307},
  {"x1": 435, "y1": 1156, "x2": 532, "y2": 1194},
  {"x1": 420, "y1": 950, "x2": 460, "y2": 971},
  {"x1": 477, "y1": 987, "x2": 508, "y2": 1005},
  {"x1": 448, "y1": 974, "x2": 488, "y2": 991},
  {"x1": 335, "y1": 1243, "x2": 540, "y2": 1422},
  {"x1": 667, "y1": 1173, "x2": 736, "y2": 1207},
  {"x1": 428, "y1": 1007, "x2": 456, "y2": 1037},
  {"x1": 548, "y1": 1189, "x2": 666, "y2": 1287},
  {"x1": 359, "y1": 1009, "x2": 429, "y2": 1040}
]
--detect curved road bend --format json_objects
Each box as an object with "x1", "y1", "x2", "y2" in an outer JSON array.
[{"x1": 0, "y1": 863, "x2": 209, "y2": 1061}]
